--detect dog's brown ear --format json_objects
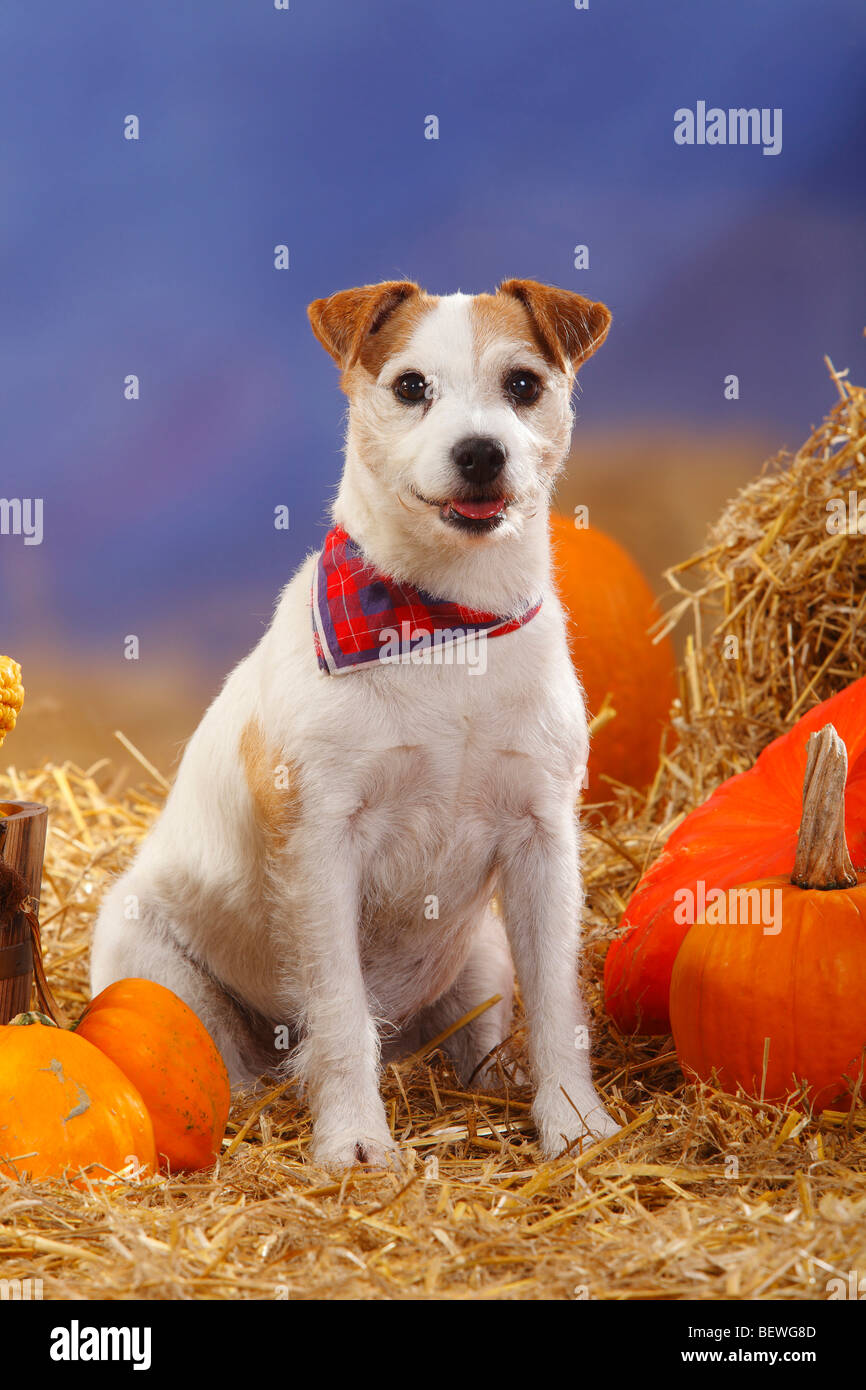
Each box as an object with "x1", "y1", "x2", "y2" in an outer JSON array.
[
  {"x1": 307, "y1": 281, "x2": 421, "y2": 370},
  {"x1": 498, "y1": 279, "x2": 611, "y2": 374}
]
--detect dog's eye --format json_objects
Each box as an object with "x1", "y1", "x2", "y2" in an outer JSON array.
[
  {"x1": 505, "y1": 370, "x2": 541, "y2": 404},
  {"x1": 394, "y1": 372, "x2": 427, "y2": 403}
]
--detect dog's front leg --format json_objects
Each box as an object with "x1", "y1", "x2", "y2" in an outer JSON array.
[
  {"x1": 286, "y1": 838, "x2": 397, "y2": 1172},
  {"x1": 499, "y1": 806, "x2": 619, "y2": 1158}
]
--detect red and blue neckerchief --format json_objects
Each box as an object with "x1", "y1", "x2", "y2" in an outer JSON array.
[{"x1": 312, "y1": 525, "x2": 543, "y2": 675}]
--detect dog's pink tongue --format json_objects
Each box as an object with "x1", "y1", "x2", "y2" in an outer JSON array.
[{"x1": 448, "y1": 498, "x2": 507, "y2": 520}]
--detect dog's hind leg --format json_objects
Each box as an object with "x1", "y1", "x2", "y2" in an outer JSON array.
[
  {"x1": 90, "y1": 878, "x2": 278, "y2": 1087},
  {"x1": 405, "y1": 906, "x2": 517, "y2": 1089}
]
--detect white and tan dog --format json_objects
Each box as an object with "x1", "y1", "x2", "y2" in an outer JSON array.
[{"x1": 90, "y1": 277, "x2": 619, "y2": 1170}]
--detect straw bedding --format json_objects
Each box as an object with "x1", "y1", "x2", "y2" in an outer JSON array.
[{"x1": 1, "y1": 361, "x2": 864, "y2": 1301}]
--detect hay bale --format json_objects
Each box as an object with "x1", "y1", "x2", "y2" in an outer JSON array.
[{"x1": 654, "y1": 357, "x2": 866, "y2": 812}]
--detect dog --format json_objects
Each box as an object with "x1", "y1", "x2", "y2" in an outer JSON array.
[{"x1": 90, "y1": 277, "x2": 619, "y2": 1170}]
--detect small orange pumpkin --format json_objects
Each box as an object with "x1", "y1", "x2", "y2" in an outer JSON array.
[
  {"x1": 670, "y1": 724, "x2": 866, "y2": 1110},
  {"x1": 549, "y1": 513, "x2": 676, "y2": 802},
  {"x1": 76, "y1": 979, "x2": 231, "y2": 1172},
  {"x1": 0, "y1": 1013, "x2": 156, "y2": 1183}
]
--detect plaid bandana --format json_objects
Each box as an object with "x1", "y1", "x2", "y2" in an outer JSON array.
[{"x1": 312, "y1": 525, "x2": 542, "y2": 675}]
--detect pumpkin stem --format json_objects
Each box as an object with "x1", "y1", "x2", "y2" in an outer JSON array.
[{"x1": 791, "y1": 724, "x2": 857, "y2": 890}]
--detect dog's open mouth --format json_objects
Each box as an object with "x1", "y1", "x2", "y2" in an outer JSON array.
[
  {"x1": 412, "y1": 489, "x2": 510, "y2": 534},
  {"x1": 441, "y1": 497, "x2": 508, "y2": 533}
]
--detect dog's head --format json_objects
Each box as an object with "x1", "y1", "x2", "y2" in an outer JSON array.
[{"x1": 308, "y1": 278, "x2": 610, "y2": 546}]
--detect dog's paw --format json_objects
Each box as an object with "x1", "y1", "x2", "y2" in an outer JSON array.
[
  {"x1": 310, "y1": 1130, "x2": 402, "y2": 1173},
  {"x1": 533, "y1": 1083, "x2": 621, "y2": 1159}
]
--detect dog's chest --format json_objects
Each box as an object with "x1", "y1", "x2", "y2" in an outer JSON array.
[
  {"x1": 349, "y1": 728, "x2": 507, "y2": 1006},
  {"x1": 343, "y1": 668, "x2": 570, "y2": 940},
  {"x1": 355, "y1": 729, "x2": 495, "y2": 888}
]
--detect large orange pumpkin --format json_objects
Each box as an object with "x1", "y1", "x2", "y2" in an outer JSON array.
[
  {"x1": 76, "y1": 979, "x2": 231, "y2": 1172},
  {"x1": 549, "y1": 513, "x2": 676, "y2": 803},
  {"x1": 0, "y1": 1014, "x2": 156, "y2": 1183},
  {"x1": 670, "y1": 725, "x2": 866, "y2": 1110},
  {"x1": 605, "y1": 676, "x2": 866, "y2": 1034}
]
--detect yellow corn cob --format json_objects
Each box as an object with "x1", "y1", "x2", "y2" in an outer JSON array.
[{"x1": 0, "y1": 656, "x2": 24, "y2": 748}]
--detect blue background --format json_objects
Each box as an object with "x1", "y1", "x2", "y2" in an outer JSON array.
[{"x1": 2, "y1": 0, "x2": 864, "y2": 667}]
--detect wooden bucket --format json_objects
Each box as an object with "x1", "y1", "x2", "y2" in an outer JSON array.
[{"x1": 0, "y1": 802, "x2": 48, "y2": 1024}]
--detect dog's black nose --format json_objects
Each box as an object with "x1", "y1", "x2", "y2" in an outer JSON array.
[{"x1": 452, "y1": 436, "x2": 506, "y2": 485}]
